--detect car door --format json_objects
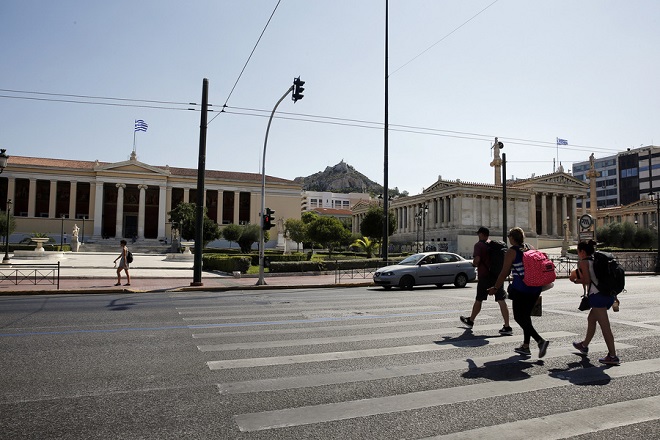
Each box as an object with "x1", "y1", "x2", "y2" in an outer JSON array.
[
  {"x1": 415, "y1": 253, "x2": 443, "y2": 285},
  {"x1": 435, "y1": 253, "x2": 458, "y2": 284}
]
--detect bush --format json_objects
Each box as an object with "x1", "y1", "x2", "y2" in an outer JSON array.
[{"x1": 202, "y1": 255, "x2": 251, "y2": 273}]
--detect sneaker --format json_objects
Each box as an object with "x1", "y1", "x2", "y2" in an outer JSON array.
[
  {"x1": 572, "y1": 341, "x2": 589, "y2": 355},
  {"x1": 460, "y1": 316, "x2": 474, "y2": 328},
  {"x1": 514, "y1": 345, "x2": 531, "y2": 356},
  {"x1": 599, "y1": 355, "x2": 620, "y2": 365},
  {"x1": 499, "y1": 326, "x2": 513, "y2": 336},
  {"x1": 538, "y1": 340, "x2": 550, "y2": 358}
]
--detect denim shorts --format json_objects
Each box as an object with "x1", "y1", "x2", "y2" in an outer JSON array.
[{"x1": 589, "y1": 293, "x2": 615, "y2": 309}]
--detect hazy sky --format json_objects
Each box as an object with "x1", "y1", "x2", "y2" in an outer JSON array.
[{"x1": 2, "y1": 1, "x2": 659, "y2": 195}]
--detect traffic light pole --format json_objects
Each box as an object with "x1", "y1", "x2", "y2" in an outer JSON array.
[{"x1": 257, "y1": 85, "x2": 294, "y2": 286}]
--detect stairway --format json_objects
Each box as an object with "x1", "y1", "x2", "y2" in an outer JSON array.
[{"x1": 79, "y1": 238, "x2": 172, "y2": 254}]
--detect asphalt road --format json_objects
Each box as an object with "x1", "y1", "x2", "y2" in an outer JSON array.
[{"x1": 1, "y1": 277, "x2": 659, "y2": 439}]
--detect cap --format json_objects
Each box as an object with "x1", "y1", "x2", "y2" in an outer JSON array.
[{"x1": 477, "y1": 226, "x2": 489, "y2": 235}]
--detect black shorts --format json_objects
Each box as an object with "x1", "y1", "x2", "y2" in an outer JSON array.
[{"x1": 476, "y1": 274, "x2": 506, "y2": 301}]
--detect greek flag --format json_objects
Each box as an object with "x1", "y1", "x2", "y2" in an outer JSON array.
[
  {"x1": 556, "y1": 137, "x2": 568, "y2": 145},
  {"x1": 134, "y1": 119, "x2": 148, "y2": 132}
]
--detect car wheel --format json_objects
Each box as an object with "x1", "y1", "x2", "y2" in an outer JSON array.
[
  {"x1": 383, "y1": 286, "x2": 392, "y2": 290},
  {"x1": 435, "y1": 284, "x2": 444, "y2": 288},
  {"x1": 399, "y1": 275, "x2": 414, "y2": 290},
  {"x1": 454, "y1": 273, "x2": 468, "y2": 288}
]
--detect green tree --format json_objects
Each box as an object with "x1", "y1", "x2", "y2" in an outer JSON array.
[
  {"x1": 284, "y1": 218, "x2": 307, "y2": 252},
  {"x1": 351, "y1": 236, "x2": 377, "y2": 258},
  {"x1": 360, "y1": 206, "x2": 396, "y2": 241},
  {"x1": 236, "y1": 224, "x2": 270, "y2": 253},
  {"x1": 222, "y1": 224, "x2": 242, "y2": 248},
  {"x1": 301, "y1": 211, "x2": 319, "y2": 224},
  {"x1": 168, "y1": 202, "x2": 221, "y2": 247},
  {"x1": 0, "y1": 211, "x2": 16, "y2": 243},
  {"x1": 307, "y1": 216, "x2": 351, "y2": 257}
]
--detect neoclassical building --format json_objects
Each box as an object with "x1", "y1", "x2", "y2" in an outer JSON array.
[{"x1": 1, "y1": 151, "x2": 301, "y2": 243}]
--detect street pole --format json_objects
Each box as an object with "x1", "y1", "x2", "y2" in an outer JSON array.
[
  {"x1": 502, "y1": 152, "x2": 508, "y2": 242},
  {"x1": 257, "y1": 85, "x2": 294, "y2": 286},
  {"x1": 655, "y1": 194, "x2": 660, "y2": 273},
  {"x1": 415, "y1": 212, "x2": 420, "y2": 253},
  {"x1": 191, "y1": 78, "x2": 209, "y2": 287},
  {"x1": 422, "y1": 203, "x2": 428, "y2": 252},
  {"x1": 3, "y1": 199, "x2": 11, "y2": 264},
  {"x1": 382, "y1": 0, "x2": 390, "y2": 264}
]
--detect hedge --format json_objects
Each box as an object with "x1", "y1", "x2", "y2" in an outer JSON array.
[{"x1": 202, "y1": 255, "x2": 251, "y2": 273}]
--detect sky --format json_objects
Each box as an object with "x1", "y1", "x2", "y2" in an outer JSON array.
[{"x1": 1, "y1": 1, "x2": 659, "y2": 196}]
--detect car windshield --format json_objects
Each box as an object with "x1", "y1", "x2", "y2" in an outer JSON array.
[{"x1": 398, "y1": 254, "x2": 426, "y2": 265}]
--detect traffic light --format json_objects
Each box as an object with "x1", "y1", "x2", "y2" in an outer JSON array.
[
  {"x1": 262, "y1": 208, "x2": 275, "y2": 230},
  {"x1": 292, "y1": 77, "x2": 305, "y2": 102}
]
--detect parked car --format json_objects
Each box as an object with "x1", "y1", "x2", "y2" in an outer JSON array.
[{"x1": 373, "y1": 251, "x2": 476, "y2": 290}]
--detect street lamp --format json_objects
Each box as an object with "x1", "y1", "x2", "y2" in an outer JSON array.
[
  {"x1": 415, "y1": 210, "x2": 422, "y2": 253},
  {"x1": 421, "y1": 203, "x2": 429, "y2": 252},
  {"x1": 3, "y1": 199, "x2": 11, "y2": 264},
  {"x1": 650, "y1": 192, "x2": 660, "y2": 273}
]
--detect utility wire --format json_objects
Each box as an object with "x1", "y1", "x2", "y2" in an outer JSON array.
[{"x1": 390, "y1": 0, "x2": 501, "y2": 76}]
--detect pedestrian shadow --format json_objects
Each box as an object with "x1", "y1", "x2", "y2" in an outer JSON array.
[
  {"x1": 434, "y1": 328, "x2": 491, "y2": 348},
  {"x1": 106, "y1": 297, "x2": 136, "y2": 311},
  {"x1": 548, "y1": 355, "x2": 611, "y2": 385},
  {"x1": 461, "y1": 356, "x2": 538, "y2": 381}
]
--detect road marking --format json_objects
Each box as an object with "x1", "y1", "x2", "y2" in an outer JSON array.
[
  {"x1": 187, "y1": 310, "x2": 464, "y2": 329},
  {"x1": 422, "y1": 395, "x2": 660, "y2": 439},
  {"x1": 181, "y1": 305, "x2": 447, "y2": 321},
  {"x1": 206, "y1": 331, "x2": 575, "y2": 370},
  {"x1": 216, "y1": 342, "x2": 634, "y2": 394},
  {"x1": 234, "y1": 358, "x2": 660, "y2": 432},
  {"x1": 198, "y1": 324, "x2": 507, "y2": 351},
  {"x1": 192, "y1": 315, "x2": 494, "y2": 339}
]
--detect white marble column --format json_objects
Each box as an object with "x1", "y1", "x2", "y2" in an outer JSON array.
[
  {"x1": 157, "y1": 185, "x2": 166, "y2": 239},
  {"x1": 28, "y1": 178, "x2": 36, "y2": 217},
  {"x1": 93, "y1": 182, "x2": 103, "y2": 237},
  {"x1": 49, "y1": 180, "x2": 57, "y2": 218},
  {"x1": 561, "y1": 195, "x2": 568, "y2": 233},
  {"x1": 529, "y1": 193, "x2": 537, "y2": 234},
  {"x1": 541, "y1": 193, "x2": 548, "y2": 236},
  {"x1": 216, "y1": 190, "x2": 222, "y2": 225},
  {"x1": 551, "y1": 193, "x2": 558, "y2": 236},
  {"x1": 6, "y1": 177, "x2": 15, "y2": 204},
  {"x1": 115, "y1": 183, "x2": 126, "y2": 238},
  {"x1": 69, "y1": 181, "x2": 77, "y2": 219},
  {"x1": 233, "y1": 191, "x2": 240, "y2": 224},
  {"x1": 138, "y1": 184, "x2": 148, "y2": 239},
  {"x1": 571, "y1": 197, "x2": 578, "y2": 240},
  {"x1": 183, "y1": 188, "x2": 189, "y2": 203}
]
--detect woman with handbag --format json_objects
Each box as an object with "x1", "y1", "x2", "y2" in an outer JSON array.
[
  {"x1": 569, "y1": 240, "x2": 620, "y2": 365},
  {"x1": 488, "y1": 227, "x2": 549, "y2": 358}
]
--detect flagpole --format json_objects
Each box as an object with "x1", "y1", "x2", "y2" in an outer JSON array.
[{"x1": 133, "y1": 128, "x2": 137, "y2": 154}]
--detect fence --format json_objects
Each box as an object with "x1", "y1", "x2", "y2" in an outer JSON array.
[{"x1": 0, "y1": 262, "x2": 60, "y2": 289}]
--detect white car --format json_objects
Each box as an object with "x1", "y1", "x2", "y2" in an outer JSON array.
[{"x1": 373, "y1": 252, "x2": 476, "y2": 290}]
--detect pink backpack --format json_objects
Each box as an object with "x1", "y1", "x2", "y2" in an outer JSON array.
[{"x1": 522, "y1": 250, "x2": 556, "y2": 287}]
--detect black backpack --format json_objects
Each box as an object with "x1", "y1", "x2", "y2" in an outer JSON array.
[
  {"x1": 486, "y1": 240, "x2": 507, "y2": 278},
  {"x1": 126, "y1": 250, "x2": 134, "y2": 264},
  {"x1": 591, "y1": 251, "x2": 625, "y2": 296}
]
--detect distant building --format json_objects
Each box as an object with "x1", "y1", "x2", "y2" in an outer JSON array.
[
  {"x1": 1, "y1": 151, "x2": 301, "y2": 243},
  {"x1": 572, "y1": 145, "x2": 660, "y2": 209},
  {"x1": 301, "y1": 190, "x2": 372, "y2": 212}
]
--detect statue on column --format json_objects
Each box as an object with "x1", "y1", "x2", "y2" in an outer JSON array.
[
  {"x1": 71, "y1": 224, "x2": 80, "y2": 252},
  {"x1": 589, "y1": 153, "x2": 595, "y2": 170},
  {"x1": 490, "y1": 137, "x2": 504, "y2": 186}
]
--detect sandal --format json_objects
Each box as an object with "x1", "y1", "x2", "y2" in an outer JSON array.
[{"x1": 114, "y1": 283, "x2": 121, "y2": 286}]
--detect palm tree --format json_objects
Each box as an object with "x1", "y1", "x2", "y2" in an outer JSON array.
[{"x1": 351, "y1": 236, "x2": 378, "y2": 258}]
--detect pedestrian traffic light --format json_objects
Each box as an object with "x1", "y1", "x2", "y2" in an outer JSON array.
[
  {"x1": 292, "y1": 77, "x2": 305, "y2": 103},
  {"x1": 262, "y1": 208, "x2": 275, "y2": 230}
]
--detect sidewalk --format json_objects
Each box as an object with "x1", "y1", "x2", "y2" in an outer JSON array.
[{"x1": 0, "y1": 252, "x2": 371, "y2": 295}]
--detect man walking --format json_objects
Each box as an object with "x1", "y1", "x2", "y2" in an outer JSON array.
[{"x1": 460, "y1": 227, "x2": 512, "y2": 335}]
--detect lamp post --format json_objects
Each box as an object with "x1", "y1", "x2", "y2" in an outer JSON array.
[
  {"x1": 651, "y1": 192, "x2": 660, "y2": 273},
  {"x1": 60, "y1": 215, "x2": 65, "y2": 249},
  {"x1": 3, "y1": 199, "x2": 11, "y2": 264},
  {"x1": 0, "y1": 149, "x2": 9, "y2": 172},
  {"x1": 415, "y1": 210, "x2": 422, "y2": 253},
  {"x1": 421, "y1": 203, "x2": 429, "y2": 252}
]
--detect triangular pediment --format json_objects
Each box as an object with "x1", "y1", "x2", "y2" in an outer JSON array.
[
  {"x1": 94, "y1": 159, "x2": 170, "y2": 176},
  {"x1": 511, "y1": 172, "x2": 587, "y2": 189},
  {"x1": 425, "y1": 180, "x2": 460, "y2": 192}
]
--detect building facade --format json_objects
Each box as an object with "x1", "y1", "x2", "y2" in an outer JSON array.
[{"x1": 1, "y1": 152, "x2": 301, "y2": 243}]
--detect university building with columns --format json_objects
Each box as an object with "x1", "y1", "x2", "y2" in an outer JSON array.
[
  {"x1": 352, "y1": 144, "x2": 590, "y2": 256},
  {"x1": 1, "y1": 152, "x2": 301, "y2": 243}
]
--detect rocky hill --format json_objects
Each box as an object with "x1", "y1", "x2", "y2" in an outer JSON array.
[{"x1": 294, "y1": 160, "x2": 383, "y2": 194}]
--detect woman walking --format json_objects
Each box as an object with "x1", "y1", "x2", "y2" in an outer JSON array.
[
  {"x1": 114, "y1": 239, "x2": 131, "y2": 286},
  {"x1": 488, "y1": 227, "x2": 549, "y2": 358},
  {"x1": 569, "y1": 240, "x2": 620, "y2": 365}
]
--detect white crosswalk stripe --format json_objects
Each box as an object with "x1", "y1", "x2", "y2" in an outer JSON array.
[{"x1": 179, "y1": 293, "x2": 659, "y2": 438}]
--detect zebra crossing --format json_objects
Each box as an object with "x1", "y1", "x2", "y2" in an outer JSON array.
[{"x1": 176, "y1": 290, "x2": 660, "y2": 439}]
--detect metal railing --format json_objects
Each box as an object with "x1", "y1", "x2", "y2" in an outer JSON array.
[
  {"x1": 0, "y1": 262, "x2": 60, "y2": 289},
  {"x1": 335, "y1": 264, "x2": 379, "y2": 283}
]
